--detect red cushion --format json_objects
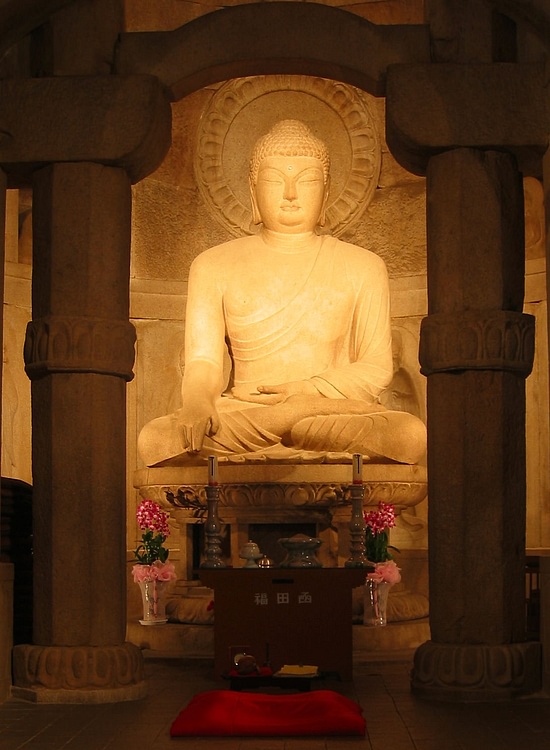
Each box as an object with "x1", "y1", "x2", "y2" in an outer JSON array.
[{"x1": 170, "y1": 689, "x2": 365, "y2": 736}]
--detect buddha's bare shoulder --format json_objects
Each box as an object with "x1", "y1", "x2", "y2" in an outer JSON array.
[
  {"x1": 325, "y1": 236, "x2": 388, "y2": 274},
  {"x1": 191, "y1": 235, "x2": 259, "y2": 269}
]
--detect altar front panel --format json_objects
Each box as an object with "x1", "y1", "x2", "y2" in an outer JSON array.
[{"x1": 199, "y1": 568, "x2": 367, "y2": 680}]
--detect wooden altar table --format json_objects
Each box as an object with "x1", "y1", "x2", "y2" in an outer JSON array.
[{"x1": 199, "y1": 568, "x2": 368, "y2": 681}]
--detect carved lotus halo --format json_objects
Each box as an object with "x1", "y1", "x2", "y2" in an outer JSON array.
[{"x1": 195, "y1": 75, "x2": 381, "y2": 238}]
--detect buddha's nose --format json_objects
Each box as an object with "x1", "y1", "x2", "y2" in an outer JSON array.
[{"x1": 283, "y1": 181, "x2": 297, "y2": 201}]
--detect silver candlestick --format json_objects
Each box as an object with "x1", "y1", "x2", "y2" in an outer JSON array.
[
  {"x1": 345, "y1": 483, "x2": 370, "y2": 568},
  {"x1": 200, "y1": 484, "x2": 226, "y2": 568}
]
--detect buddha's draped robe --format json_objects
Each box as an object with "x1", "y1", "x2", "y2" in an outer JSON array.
[{"x1": 183, "y1": 234, "x2": 394, "y2": 459}]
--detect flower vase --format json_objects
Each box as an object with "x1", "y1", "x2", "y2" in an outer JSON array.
[
  {"x1": 138, "y1": 579, "x2": 169, "y2": 625},
  {"x1": 363, "y1": 578, "x2": 390, "y2": 627}
]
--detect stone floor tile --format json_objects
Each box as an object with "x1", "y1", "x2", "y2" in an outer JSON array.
[
  {"x1": 236, "y1": 739, "x2": 287, "y2": 750},
  {"x1": 283, "y1": 739, "x2": 327, "y2": 750},
  {"x1": 325, "y1": 739, "x2": 372, "y2": 750}
]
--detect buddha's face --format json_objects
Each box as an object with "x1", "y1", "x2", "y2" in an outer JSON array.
[{"x1": 251, "y1": 155, "x2": 328, "y2": 233}]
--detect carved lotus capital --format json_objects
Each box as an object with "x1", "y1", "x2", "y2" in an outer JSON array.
[
  {"x1": 419, "y1": 310, "x2": 535, "y2": 376},
  {"x1": 24, "y1": 315, "x2": 136, "y2": 381}
]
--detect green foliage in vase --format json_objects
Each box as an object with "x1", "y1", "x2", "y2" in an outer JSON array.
[{"x1": 364, "y1": 502, "x2": 398, "y2": 563}]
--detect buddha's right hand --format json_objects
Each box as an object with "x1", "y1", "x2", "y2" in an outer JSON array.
[{"x1": 178, "y1": 403, "x2": 220, "y2": 452}]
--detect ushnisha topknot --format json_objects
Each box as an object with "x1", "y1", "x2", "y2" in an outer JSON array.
[{"x1": 250, "y1": 120, "x2": 330, "y2": 184}]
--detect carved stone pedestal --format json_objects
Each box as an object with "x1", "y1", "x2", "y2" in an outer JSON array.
[
  {"x1": 135, "y1": 463, "x2": 428, "y2": 576},
  {"x1": 130, "y1": 463, "x2": 429, "y2": 660},
  {"x1": 411, "y1": 640, "x2": 542, "y2": 701},
  {"x1": 12, "y1": 642, "x2": 146, "y2": 703}
]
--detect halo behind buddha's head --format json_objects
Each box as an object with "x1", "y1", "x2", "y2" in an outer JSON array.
[
  {"x1": 250, "y1": 120, "x2": 330, "y2": 185},
  {"x1": 195, "y1": 76, "x2": 381, "y2": 237}
]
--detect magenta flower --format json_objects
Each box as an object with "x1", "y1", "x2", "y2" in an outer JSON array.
[
  {"x1": 136, "y1": 499, "x2": 171, "y2": 537},
  {"x1": 364, "y1": 502, "x2": 396, "y2": 534},
  {"x1": 134, "y1": 499, "x2": 172, "y2": 565},
  {"x1": 363, "y1": 502, "x2": 398, "y2": 563}
]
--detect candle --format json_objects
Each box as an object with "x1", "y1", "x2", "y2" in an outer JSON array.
[
  {"x1": 208, "y1": 455, "x2": 219, "y2": 486},
  {"x1": 352, "y1": 453, "x2": 363, "y2": 484}
]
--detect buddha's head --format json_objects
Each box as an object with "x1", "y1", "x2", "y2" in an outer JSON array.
[{"x1": 249, "y1": 120, "x2": 331, "y2": 233}]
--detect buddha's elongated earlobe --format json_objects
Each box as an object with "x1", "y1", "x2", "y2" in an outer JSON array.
[
  {"x1": 318, "y1": 176, "x2": 330, "y2": 227},
  {"x1": 250, "y1": 176, "x2": 261, "y2": 225}
]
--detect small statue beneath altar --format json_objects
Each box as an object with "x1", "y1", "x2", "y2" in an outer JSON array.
[{"x1": 138, "y1": 120, "x2": 426, "y2": 466}]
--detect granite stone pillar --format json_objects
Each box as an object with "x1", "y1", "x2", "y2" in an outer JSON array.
[
  {"x1": 12, "y1": 162, "x2": 145, "y2": 702},
  {"x1": 385, "y1": 61, "x2": 547, "y2": 701},
  {"x1": 0, "y1": 564, "x2": 13, "y2": 703},
  {"x1": 540, "y1": 556, "x2": 550, "y2": 694},
  {"x1": 0, "y1": 73, "x2": 170, "y2": 702},
  {"x1": 412, "y1": 148, "x2": 541, "y2": 700},
  {"x1": 0, "y1": 167, "x2": 12, "y2": 704}
]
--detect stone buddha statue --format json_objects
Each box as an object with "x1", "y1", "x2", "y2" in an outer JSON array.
[{"x1": 138, "y1": 120, "x2": 426, "y2": 467}]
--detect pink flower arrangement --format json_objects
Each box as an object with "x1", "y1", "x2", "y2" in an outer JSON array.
[
  {"x1": 363, "y1": 502, "x2": 401, "y2": 587},
  {"x1": 364, "y1": 501, "x2": 398, "y2": 563},
  {"x1": 133, "y1": 499, "x2": 176, "y2": 583},
  {"x1": 132, "y1": 559, "x2": 176, "y2": 583},
  {"x1": 367, "y1": 559, "x2": 402, "y2": 586}
]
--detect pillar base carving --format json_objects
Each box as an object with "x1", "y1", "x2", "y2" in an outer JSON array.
[
  {"x1": 411, "y1": 640, "x2": 542, "y2": 701},
  {"x1": 12, "y1": 642, "x2": 147, "y2": 703}
]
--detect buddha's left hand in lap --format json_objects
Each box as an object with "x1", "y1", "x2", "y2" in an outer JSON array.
[{"x1": 232, "y1": 379, "x2": 320, "y2": 405}]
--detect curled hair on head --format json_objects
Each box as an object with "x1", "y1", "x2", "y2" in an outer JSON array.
[{"x1": 250, "y1": 120, "x2": 330, "y2": 184}]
